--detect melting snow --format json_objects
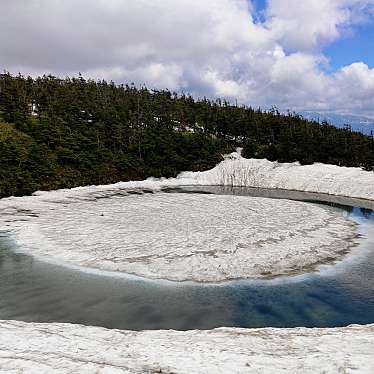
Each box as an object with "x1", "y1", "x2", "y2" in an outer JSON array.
[
  {"x1": 1, "y1": 155, "x2": 374, "y2": 372},
  {"x1": 0, "y1": 320, "x2": 373, "y2": 373},
  {"x1": 0, "y1": 191, "x2": 358, "y2": 282}
]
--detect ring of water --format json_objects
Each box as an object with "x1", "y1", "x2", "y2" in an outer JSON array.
[{"x1": 0, "y1": 187, "x2": 373, "y2": 330}]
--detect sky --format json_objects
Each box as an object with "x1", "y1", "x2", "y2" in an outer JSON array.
[{"x1": 1, "y1": 0, "x2": 374, "y2": 117}]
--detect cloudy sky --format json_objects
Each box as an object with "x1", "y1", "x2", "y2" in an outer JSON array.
[{"x1": 2, "y1": 0, "x2": 374, "y2": 117}]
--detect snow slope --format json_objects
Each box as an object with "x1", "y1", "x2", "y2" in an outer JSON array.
[
  {"x1": 178, "y1": 152, "x2": 374, "y2": 201},
  {"x1": 0, "y1": 320, "x2": 373, "y2": 374},
  {"x1": 2, "y1": 152, "x2": 372, "y2": 202}
]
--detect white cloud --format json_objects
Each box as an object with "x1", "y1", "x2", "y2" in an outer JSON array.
[
  {"x1": 266, "y1": 0, "x2": 348, "y2": 51},
  {"x1": 266, "y1": 0, "x2": 374, "y2": 51},
  {"x1": 332, "y1": 62, "x2": 374, "y2": 114},
  {"x1": 1, "y1": 0, "x2": 374, "y2": 116}
]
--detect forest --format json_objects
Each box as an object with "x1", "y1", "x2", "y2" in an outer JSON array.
[{"x1": 0, "y1": 72, "x2": 374, "y2": 198}]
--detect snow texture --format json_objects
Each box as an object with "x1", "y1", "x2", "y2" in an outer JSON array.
[
  {"x1": 0, "y1": 190, "x2": 358, "y2": 282},
  {"x1": 178, "y1": 151, "x2": 374, "y2": 201},
  {"x1": 0, "y1": 320, "x2": 373, "y2": 374},
  {"x1": 1, "y1": 156, "x2": 374, "y2": 373}
]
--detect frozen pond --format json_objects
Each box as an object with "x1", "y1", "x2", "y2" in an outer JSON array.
[{"x1": 0, "y1": 187, "x2": 374, "y2": 330}]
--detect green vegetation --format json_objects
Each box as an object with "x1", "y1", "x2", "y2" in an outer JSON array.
[{"x1": 0, "y1": 73, "x2": 373, "y2": 197}]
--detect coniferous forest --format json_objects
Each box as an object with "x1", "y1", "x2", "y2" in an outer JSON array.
[{"x1": 0, "y1": 72, "x2": 374, "y2": 198}]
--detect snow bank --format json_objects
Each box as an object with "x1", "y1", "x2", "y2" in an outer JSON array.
[
  {"x1": 178, "y1": 152, "x2": 374, "y2": 201},
  {"x1": 0, "y1": 320, "x2": 373, "y2": 373},
  {"x1": 0, "y1": 150, "x2": 370, "y2": 212},
  {"x1": 2, "y1": 152, "x2": 372, "y2": 203}
]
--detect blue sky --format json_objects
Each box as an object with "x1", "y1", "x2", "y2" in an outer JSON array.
[
  {"x1": 252, "y1": 0, "x2": 267, "y2": 20},
  {"x1": 325, "y1": 22, "x2": 374, "y2": 70},
  {"x1": 252, "y1": 0, "x2": 267, "y2": 11}
]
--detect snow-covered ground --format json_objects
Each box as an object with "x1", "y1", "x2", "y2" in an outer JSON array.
[
  {"x1": 0, "y1": 191, "x2": 358, "y2": 282},
  {"x1": 1, "y1": 155, "x2": 374, "y2": 373},
  {"x1": 0, "y1": 152, "x2": 371, "y2": 282},
  {"x1": 3, "y1": 151, "x2": 373, "y2": 201},
  {"x1": 179, "y1": 152, "x2": 374, "y2": 201},
  {"x1": 0, "y1": 320, "x2": 373, "y2": 373}
]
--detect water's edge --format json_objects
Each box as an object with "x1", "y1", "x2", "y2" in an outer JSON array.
[{"x1": 0, "y1": 187, "x2": 373, "y2": 330}]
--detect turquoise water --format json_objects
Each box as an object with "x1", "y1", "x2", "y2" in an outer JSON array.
[{"x1": 0, "y1": 188, "x2": 373, "y2": 331}]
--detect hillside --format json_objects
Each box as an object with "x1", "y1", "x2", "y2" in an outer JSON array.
[
  {"x1": 0, "y1": 73, "x2": 374, "y2": 197},
  {"x1": 300, "y1": 111, "x2": 374, "y2": 136}
]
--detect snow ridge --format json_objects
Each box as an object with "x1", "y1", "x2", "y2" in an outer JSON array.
[{"x1": 179, "y1": 152, "x2": 374, "y2": 200}]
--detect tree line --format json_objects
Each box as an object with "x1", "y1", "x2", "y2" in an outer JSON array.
[{"x1": 0, "y1": 73, "x2": 373, "y2": 197}]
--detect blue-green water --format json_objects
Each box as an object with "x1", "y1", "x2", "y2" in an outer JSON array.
[{"x1": 0, "y1": 188, "x2": 374, "y2": 331}]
